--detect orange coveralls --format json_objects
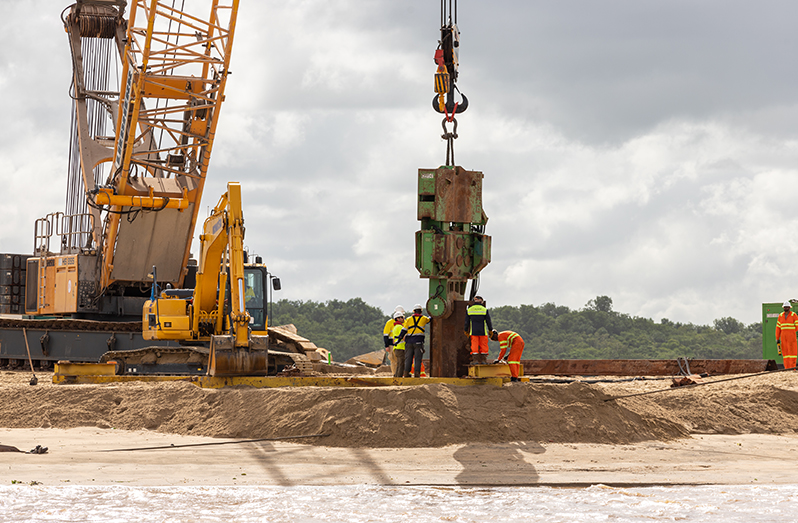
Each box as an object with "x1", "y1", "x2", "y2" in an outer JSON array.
[
  {"x1": 776, "y1": 311, "x2": 798, "y2": 369},
  {"x1": 497, "y1": 331, "x2": 525, "y2": 378}
]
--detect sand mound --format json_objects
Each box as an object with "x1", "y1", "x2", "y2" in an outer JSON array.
[{"x1": 2, "y1": 371, "x2": 798, "y2": 447}]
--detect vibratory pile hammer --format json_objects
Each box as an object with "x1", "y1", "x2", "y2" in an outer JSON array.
[{"x1": 417, "y1": 1, "x2": 492, "y2": 378}]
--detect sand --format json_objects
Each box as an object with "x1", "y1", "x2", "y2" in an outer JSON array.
[{"x1": 2, "y1": 370, "x2": 798, "y2": 486}]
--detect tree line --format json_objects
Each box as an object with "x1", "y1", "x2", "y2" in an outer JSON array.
[{"x1": 270, "y1": 296, "x2": 762, "y2": 362}]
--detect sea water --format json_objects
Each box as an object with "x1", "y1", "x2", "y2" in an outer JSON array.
[{"x1": 2, "y1": 484, "x2": 796, "y2": 522}]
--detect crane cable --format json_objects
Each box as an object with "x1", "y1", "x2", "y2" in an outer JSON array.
[{"x1": 434, "y1": 0, "x2": 468, "y2": 166}]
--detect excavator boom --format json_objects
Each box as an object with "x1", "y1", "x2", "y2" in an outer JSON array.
[{"x1": 143, "y1": 182, "x2": 269, "y2": 377}]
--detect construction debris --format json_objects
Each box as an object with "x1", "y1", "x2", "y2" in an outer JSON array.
[
  {"x1": 671, "y1": 375, "x2": 705, "y2": 387},
  {"x1": 345, "y1": 350, "x2": 386, "y2": 368}
]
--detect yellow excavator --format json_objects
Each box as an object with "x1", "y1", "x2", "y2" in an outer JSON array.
[{"x1": 140, "y1": 182, "x2": 268, "y2": 376}]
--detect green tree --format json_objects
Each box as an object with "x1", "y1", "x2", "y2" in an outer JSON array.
[
  {"x1": 585, "y1": 295, "x2": 613, "y2": 313},
  {"x1": 271, "y1": 296, "x2": 763, "y2": 363},
  {"x1": 713, "y1": 316, "x2": 744, "y2": 335}
]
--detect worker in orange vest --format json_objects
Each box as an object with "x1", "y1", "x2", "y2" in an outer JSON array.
[
  {"x1": 776, "y1": 300, "x2": 798, "y2": 369},
  {"x1": 490, "y1": 330, "x2": 525, "y2": 382}
]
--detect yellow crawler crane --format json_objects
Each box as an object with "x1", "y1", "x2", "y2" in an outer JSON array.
[
  {"x1": 142, "y1": 182, "x2": 268, "y2": 376},
  {"x1": 28, "y1": 0, "x2": 240, "y2": 318}
]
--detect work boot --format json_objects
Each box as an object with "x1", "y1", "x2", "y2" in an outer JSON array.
[
  {"x1": 478, "y1": 354, "x2": 488, "y2": 364},
  {"x1": 510, "y1": 377, "x2": 519, "y2": 382},
  {"x1": 403, "y1": 372, "x2": 411, "y2": 378}
]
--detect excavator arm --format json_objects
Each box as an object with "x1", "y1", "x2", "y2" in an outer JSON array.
[
  {"x1": 143, "y1": 182, "x2": 268, "y2": 376},
  {"x1": 194, "y1": 182, "x2": 250, "y2": 347}
]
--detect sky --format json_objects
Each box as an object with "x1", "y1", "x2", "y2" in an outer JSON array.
[{"x1": 2, "y1": 0, "x2": 798, "y2": 326}]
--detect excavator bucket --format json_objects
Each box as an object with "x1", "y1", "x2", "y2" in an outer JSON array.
[{"x1": 208, "y1": 335, "x2": 269, "y2": 377}]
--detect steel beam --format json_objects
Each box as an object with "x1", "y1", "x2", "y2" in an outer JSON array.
[{"x1": 520, "y1": 359, "x2": 777, "y2": 376}]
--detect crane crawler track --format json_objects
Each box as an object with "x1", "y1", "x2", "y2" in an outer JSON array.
[{"x1": 0, "y1": 317, "x2": 142, "y2": 333}]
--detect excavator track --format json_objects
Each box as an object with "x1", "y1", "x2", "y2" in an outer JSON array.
[
  {"x1": 100, "y1": 346, "x2": 312, "y2": 376},
  {"x1": 100, "y1": 346, "x2": 210, "y2": 375}
]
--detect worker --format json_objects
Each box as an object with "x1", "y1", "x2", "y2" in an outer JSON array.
[
  {"x1": 390, "y1": 311, "x2": 407, "y2": 378},
  {"x1": 383, "y1": 306, "x2": 405, "y2": 373},
  {"x1": 397, "y1": 304, "x2": 431, "y2": 378},
  {"x1": 776, "y1": 300, "x2": 798, "y2": 369},
  {"x1": 491, "y1": 330, "x2": 525, "y2": 382},
  {"x1": 464, "y1": 295, "x2": 492, "y2": 364}
]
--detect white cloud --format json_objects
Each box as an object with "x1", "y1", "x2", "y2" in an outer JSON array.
[{"x1": 3, "y1": 0, "x2": 798, "y2": 328}]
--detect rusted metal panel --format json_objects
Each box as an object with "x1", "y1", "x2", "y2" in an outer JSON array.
[
  {"x1": 429, "y1": 300, "x2": 470, "y2": 377},
  {"x1": 521, "y1": 359, "x2": 776, "y2": 376},
  {"x1": 417, "y1": 167, "x2": 485, "y2": 224},
  {"x1": 111, "y1": 203, "x2": 196, "y2": 284}
]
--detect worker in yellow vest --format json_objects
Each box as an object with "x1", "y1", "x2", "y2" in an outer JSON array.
[
  {"x1": 396, "y1": 304, "x2": 430, "y2": 378},
  {"x1": 383, "y1": 306, "x2": 405, "y2": 373},
  {"x1": 776, "y1": 300, "x2": 798, "y2": 369},
  {"x1": 390, "y1": 311, "x2": 407, "y2": 378},
  {"x1": 491, "y1": 330, "x2": 525, "y2": 382}
]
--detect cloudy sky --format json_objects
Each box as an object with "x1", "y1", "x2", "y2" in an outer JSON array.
[{"x1": 2, "y1": 0, "x2": 798, "y2": 326}]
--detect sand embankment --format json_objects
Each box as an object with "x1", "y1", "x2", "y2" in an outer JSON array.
[{"x1": 2, "y1": 370, "x2": 798, "y2": 447}]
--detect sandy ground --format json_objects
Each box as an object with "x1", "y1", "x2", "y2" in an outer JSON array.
[
  {"x1": 4, "y1": 428, "x2": 796, "y2": 487},
  {"x1": 2, "y1": 369, "x2": 798, "y2": 486}
]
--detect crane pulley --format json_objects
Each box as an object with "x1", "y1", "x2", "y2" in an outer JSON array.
[{"x1": 433, "y1": 0, "x2": 468, "y2": 166}]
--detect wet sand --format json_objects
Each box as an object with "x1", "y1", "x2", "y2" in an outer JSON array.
[{"x1": 3, "y1": 427, "x2": 796, "y2": 487}]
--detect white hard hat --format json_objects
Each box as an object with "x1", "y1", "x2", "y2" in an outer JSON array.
[
  {"x1": 785, "y1": 301, "x2": 792, "y2": 308},
  {"x1": 394, "y1": 305, "x2": 405, "y2": 314},
  {"x1": 413, "y1": 304, "x2": 423, "y2": 311},
  {"x1": 393, "y1": 311, "x2": 405, "y2": 319}
]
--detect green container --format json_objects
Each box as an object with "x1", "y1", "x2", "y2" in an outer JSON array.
[{"x1": 762, "y1": 302, "x2": 785, "y2": 363}]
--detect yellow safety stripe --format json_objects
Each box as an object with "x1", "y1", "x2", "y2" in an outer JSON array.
[
  {"x1": 779, "y1": 325, "x2": 797, "y2": 330},
  {"x1": 434, "y1": 72, "x2": 450, "y2": 94},
  {"x1": 499, "y1": 333, "x2": 519, "y2": 346},
  {"x1": 508, "y1": 360, "x2": 521, "y2": 365}
]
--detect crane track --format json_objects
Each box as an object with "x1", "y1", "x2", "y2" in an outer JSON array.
[{"x1": 0, "y1": 317, "x2": 141, "y2": 332}]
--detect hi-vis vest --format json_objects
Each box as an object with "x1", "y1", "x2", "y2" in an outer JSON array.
[
  {"x1": 499, "y1": 331, "x2": 521, "y2": 352},
  {"x1": 391, "y1": 322, "x2": 406, "y2": 351},
  {"x1": 466, "y1": 304, "x2": 489, "y2": 335},
  {"x1": 777, "y1": 311, "x2": 798, "y2": 341},
  {"x1": 402, "y1": 314, "x2": 430, "y2": 343},
  {"x1": 498, "y1": 331, "x2": 523, "y2": 365}
]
